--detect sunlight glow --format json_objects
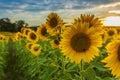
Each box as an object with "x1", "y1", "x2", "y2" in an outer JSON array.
[
  {"x1": 103, "y1": 16, "x2": 120, "y2": 26},
  {"x1": 109, "y1": 10, "x2": 120, "y2": 14}
]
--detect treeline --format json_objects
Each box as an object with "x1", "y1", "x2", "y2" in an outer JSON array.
[{"x1": 0, "y1": 18, "x2": 27, "y2": 32}]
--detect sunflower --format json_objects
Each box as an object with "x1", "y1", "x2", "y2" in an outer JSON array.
[
  {"x1": 36, "y1": 24, "x2": 48, "y2": 41},
  {"x1": 102, "y1": 39, "x2": 120, "y2": 78},
  {"x1": 27, "y1": 30, "x2": 39, "y2": 43},
  {"x1": 104, "y1": 27, "x2": 117, "y2": 42},
  {"x1": 21, "y1": 28, "x2": 32, "y2": 37},
  {"x1": 46, "y1": 12, "x2": 64, "y2": 35},
  {"x1": 73, "y1": 14, "x2": 103, "y2": 34},
  {"x1": 60, "y1": 22, "x2": 102, "y2": 64},
  {"x1": 0, "y1": 34, "x2": 5, "y2": 40},
  {"x1": 50, "y1": 39, "x2": 60, "y2": 48},
  {"x1": 100, "y1": 29, "x2": 107, "y2": 43},
  {"x1": 15, "y1": 32, "x2": 23, "y2": 40},
  {"x1": 116, "y1": 27, "x2": 120, "y2": 34},
  {"x1": 81, "y1": 14, "x2": 102, "y2": 27},
  {"x1": 0, "y1": 34, "x2": 9, "y2": 42},
  {"x1": 26, "y1": 42, "x2": 34, "y2": 50},
  {"x1": 30, "y1": 44, "x2": 41, "y2": 56}
]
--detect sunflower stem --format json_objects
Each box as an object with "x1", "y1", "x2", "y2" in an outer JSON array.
[
  {"x1": 79, "y1": 60, "x2": 85, "y2": 80},
  {"x1": 61, "y1": 54, "x2": 66, "y2": 72}
]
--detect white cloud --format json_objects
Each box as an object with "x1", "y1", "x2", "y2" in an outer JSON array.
[
  {"x1": 53, "y1": 9, "x2": 96, "y2": 24},
  {"x1": 99, "y1": 2, "x2": 120, "y2": 8},
  {"x1": 64, "y1": 3, "x2": 73, "y2": 9},
  {"x1": 19, "y1": 4, "x2": 28, "y2": 9},
  {"x1": 44, "y1": 0, "x2": 50, "y2": 4},
  {"x1": 109, "y1": 10, "x2": 120, "y2": 14}
]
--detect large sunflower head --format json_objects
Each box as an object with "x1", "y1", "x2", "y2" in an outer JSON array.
[
  {"x1": 102, "y1": 39, "x2": 120, "y2": 78},
  {"x1": 30, "y1": 44, "x2": 41, "y2": 56},
  {"x1": 46, "y1": 12, "x2": 64, "y2": 35},
  {"x1": 27, "y1": 30, "x2": 39, "y2": 43},
  {"x1": 36, "y1": 24, "x2": 48, "y2": 41},
  {"x1": 60, "y1": 22, "x2": 102, "y2": 64},
  {"x1": 73, "y1": 14, "x2": 103, "y2": 34},
  {"x1": 80, "y1": 14, "x2": 102, "y2": 27}
]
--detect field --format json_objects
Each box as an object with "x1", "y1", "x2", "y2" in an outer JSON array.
[
  {"x1": 0, "y1": 32, "x2": 15, "y2": 37},
  {"x1": 0, "y1": 13, "x2": 120, "y2": 80}
]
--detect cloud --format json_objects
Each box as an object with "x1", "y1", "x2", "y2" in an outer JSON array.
[
  {"x1": 19, "y1": 4, "x2": 28, "y2": 9},
  {"x1": 0, "y1": 2, "x2": 28, "y2": 10},
  {"x1": 109, "y1": 10, "x2": 120, "y2": 14},
  {"x1": 0, "y1": 0, "x2": 120, "y2": 26},
  {"x1": 97, "y1": 2, "x2": 120, "y2": 18},
  {"x1": 99, "y1": 2, "x2": 120, "y2": 8}
]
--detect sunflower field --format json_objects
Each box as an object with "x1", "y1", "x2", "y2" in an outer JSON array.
[{"x1": 0, "y1": 12, "x2": 120, "y2": 80}]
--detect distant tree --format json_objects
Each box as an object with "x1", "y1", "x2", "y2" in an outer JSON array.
[
  {"x1": 0, "y1": 18, "x2": 28, "y2": 32},
  {"x1": 0, "y1": 18, "x2": 15, "y2": 31},
  {"x1": 15, "y1": 20, "x2": 25, "y2": 32}
]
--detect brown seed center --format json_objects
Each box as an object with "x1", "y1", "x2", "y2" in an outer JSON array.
[
  {"x1": 108, "y1": 30, "x2": 114, "y2": 36},
  {"x1": 34, "y1": 47, "x2": 39, "y2": 51},
  {"x1": 117, "y1": 29, "x2": 120, "y2": 34},
  {"x1": 0, "y1": 37, "x2": 2, "y2": 40},
  {"x1": 54, "y1": 40, "x2": 59, "y2": 45},
  {"x1": 30, "y1": 33, "x2": 36, "y2": 40},
  {"x1": 50, "y1": 18, "x2": 58, "y2": 28},
  {"x1": 28, "y1": 44, "x2": 33, "y2": 49},
  {"x1": 70, "y1": 33, "x2": 91, "y2": 52},
  {"x1": 25, "y1": 30, "x2": 30, "y2": 35},
  {"x1": 41, "y1": 27, "x2": 47, "y2": 36}
]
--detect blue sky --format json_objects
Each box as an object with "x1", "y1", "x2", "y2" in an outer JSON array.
[{"x1": 0, "y1": 0, "x2": 120, "y2": 26}]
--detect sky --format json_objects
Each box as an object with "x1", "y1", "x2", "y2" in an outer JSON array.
[{"x1": 0, "y1": 0, "x2": 120, "y2": 26}]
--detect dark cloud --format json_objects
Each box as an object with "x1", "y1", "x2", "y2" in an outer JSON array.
[
  {"x1": 0, "y1": 0, "x2": 120, "y2": 12},
  {"x1": 0, "y1": 0, "x2": 120, "y2": 26},
  {"x1": 0, "y1": 2, "x2": 26, "y2": 10},
  {"x1": 25, "y1": 8, "x2": 47, "y2": 12},
  {"x1": 26, "y1": 0, "x2": 120, "y2": 11},
  {"x1": 79, "y1": 0, "x2": 120, "y2": 5}
]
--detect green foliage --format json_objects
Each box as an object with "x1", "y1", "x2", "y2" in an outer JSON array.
[
  {"x1": 0, "y1": 38, "x2": 119, "y2": 80},
  {"x1": 5, "y1": 39, "x2": 42, "y2": 80},
  {"x1": 80, "y1": 67, "x2": 96, "y2": 80},
  {"x1": 0, "y1": 41, "x2": 8, "y2": 80}
]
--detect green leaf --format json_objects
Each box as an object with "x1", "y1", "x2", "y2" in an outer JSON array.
[
  {"x1": 58, "y1": 73, "x2": 73, "y2": 80},
  {"x1": 91, "y1": 62, "x2": 107, "y2": 71},
  {"x1": 96, "y1": 76, "x2": 103, "y2": 80},
  {"x1": 81, "y1": 67, "x2": 96, "y2": 80},
  {"x1": 41, "y1": 66, "x2": 58, "y2": 80},
  {"x1": 66, "y1": 63, "x2": 78, "y2": 72},
  {"x1": 103, "y1": 77, "x2": 117, "y2": 80}
]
